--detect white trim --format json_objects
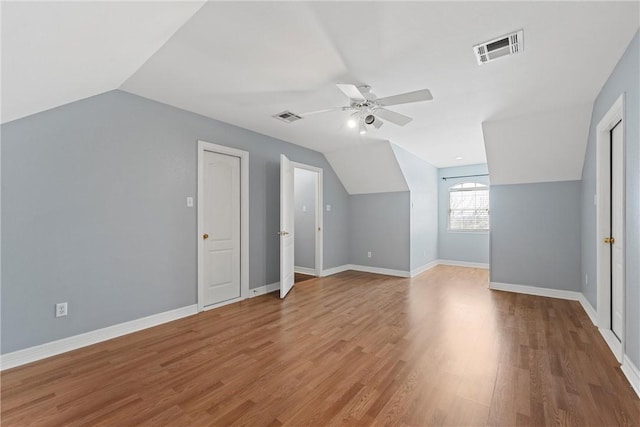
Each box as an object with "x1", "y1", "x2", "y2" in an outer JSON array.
[
  {"x1": 320, "y1": 260, "x2": 488, "y2": 278},
  {"x1": 489, "y1": 282, "x2": 582, "y2": 301},
  {"x1": 347, "y1": 264, "x2": 410, "y2": 278},
  {"x1": 197, "y1": 141, "x2": 249, "y2": 312},
  {"x1": 410, "y1": 260, "x2": 439, "y2": 277},
  {"x1": 291, "y1": 161, "x2": 323, "y2": 277},
  {"x1": 488, "y1": 282, "x2": 639, "y2": 396},
  {"x1": 600, "y1": 328, "x2": 623, "y2": 363},
  {"x1": 578, "y1": 293, "x2": 599, "y2": 326},
  {"x1": 0, "y1": 305, "x2": 198, "y2": 371},
  {"x1": 438, "y1": 259, "x2": 490, "y2": 269},
  {"x1": 294, "y1": 266, "x2": 317, "y2": 276},
  {"x1": 621, "y1": 355, "x2": 640, "y2": 398},
  {"x1": 200, "y1": 296, "x2": 242, "y2": 312},
  {"x1": 250, "y1": 282, "x2": 280, "y2": 297},
  {"x1": 595, "y1": 94, "x2": 626, "y2": 363},
  {"x1": 446, "y1": 230, "x2": 489, "y2": 235},
  {"x1": 321, "y1": 264, "x2": 350, "y2": 277}
]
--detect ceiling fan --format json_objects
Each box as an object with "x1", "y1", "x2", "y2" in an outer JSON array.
[{"x1": 299, "y1": 84, "x2": 433, "y2": 134}]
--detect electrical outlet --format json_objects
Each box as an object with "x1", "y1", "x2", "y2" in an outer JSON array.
[
  {"x1": 367, "y1": 251, "x2": 372, "y2": 258},
  {"x1": 55, "y1": 302, "x2": 68, "y2": 317}
]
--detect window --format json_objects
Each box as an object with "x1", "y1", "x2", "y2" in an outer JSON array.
[{"x1": 448, "y1": 182, "x2": 489, "y2": 231}]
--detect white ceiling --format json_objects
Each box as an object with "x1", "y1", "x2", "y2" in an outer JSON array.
[
  {"x1": 483, "y1": 103, "x2": 593, "y2": 185},
  {"x1": 2, "y1": 1, "x2": 638, "y2": 180},
  {"x1": 1, "y1": 1, "x2": 205, "y2": 123},
  {"x1": 324, "y1": 142, "x2": 408, "y2": 194},
  {"x1": 120, "y1": 1, "x2": 639, "y2": 168}
]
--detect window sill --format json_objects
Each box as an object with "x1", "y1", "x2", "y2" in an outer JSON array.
[{"x1": 447, "y1": 230, "x2": 489, "y2": 234}]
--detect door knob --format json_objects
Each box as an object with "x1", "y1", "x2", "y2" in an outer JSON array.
[
  {"x1": 278, "y1": 231, "x2": 289, "y2": 236},
  {"x1": 610, "y1": 237, "x2": 615, "y2": 244},
  {"x1": 203, "y1": 233, "x2": 209, "y2": 240},
  {"x1": 604, "y1": 237, "x2": 611, "y2": 244}
]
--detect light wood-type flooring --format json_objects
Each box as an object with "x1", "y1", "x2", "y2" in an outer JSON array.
[
  {"x1": 2, "y1": 266, "x2": 639, "y2": 426},
  {"x1": 294, "y1": 272, "x2": 316, "y2": 284}
]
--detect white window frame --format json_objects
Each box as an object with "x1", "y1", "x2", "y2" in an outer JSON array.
[{"x1": 448, "y1": 182, "x2": 490, "y2": 232}]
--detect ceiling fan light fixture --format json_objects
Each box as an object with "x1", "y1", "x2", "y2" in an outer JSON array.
[
  {"x1": 364, "y1": 114, "x2": 375, "y2": 125},
  {"x1": 298, "y1": 83, "x2": 433, "y2": 132}
]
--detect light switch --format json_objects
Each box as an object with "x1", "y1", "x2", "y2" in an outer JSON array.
[
  {"x1": 186, "y1": 197, "x2": 194, "y2": 207},
  {"x1": 326, "y1": 204, "x2": 331, "y2": 212}
]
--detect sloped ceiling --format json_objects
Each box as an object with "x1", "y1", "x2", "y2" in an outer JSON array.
[
  {"x1": 2, "y1": 1, "x2": 639, "y2": 188},
  {"x1": 324, "y1": 142, "x2": 408, "y2": 194},
  {"x1": 1, "y1": 1, "x2": 205, "y2": 123},
  {"x1": 483, "y1": 104, "x2": 593, "y2": 185},
  {"x1": 120, "y1": 1, "x2": 638, "y2": 170}
]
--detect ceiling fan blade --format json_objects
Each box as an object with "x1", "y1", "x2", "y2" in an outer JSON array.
[
  {"x1": 375, "y1": 108, "x2": 413, "y2": 126},
  {"x1": 298, "y1": 106, "x2": 352, "y2": 117},
  {"x1": 377, "y1": 89, "x2": 433, "y2": 107},
  {"x1": 372, "y1": 118, "x2": 384, "y2": 129},
  {"x1": 336, "y1": 84, "x2": 366, "y2": 102}
]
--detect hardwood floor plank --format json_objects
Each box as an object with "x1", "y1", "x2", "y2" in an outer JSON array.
[{"x1": 2, "y1": 266, "x2": 639, "y2": 426}]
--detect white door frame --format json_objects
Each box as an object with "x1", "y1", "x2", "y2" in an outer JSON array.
[
  {"x1": 291, "y1": 161, "x2": 323, "y2": 277},
  {"x1": 595, "y1": 94, "x2": 625, "y2": 363},
  {"x1": 197, "y1": 140, "x2": 249, "y2": 312}
]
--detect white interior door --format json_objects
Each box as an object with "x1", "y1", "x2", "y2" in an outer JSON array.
[
  {"x1": 610, "y1": 122, "x2": 624, "y2": 339},
  {"x1": 203, "y1": 151, "x2": 241, "y2": 306},
  {"x1": 280, "y1": 154, "x2": 295, "y2": 298}
]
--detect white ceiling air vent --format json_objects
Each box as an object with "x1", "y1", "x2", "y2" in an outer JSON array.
[
  {"x1": 273, "y1": 110, "x2": 303, "y2": 123},
  {"x1": 473, "y1": 30, "x2": 523, "y2": 65}
]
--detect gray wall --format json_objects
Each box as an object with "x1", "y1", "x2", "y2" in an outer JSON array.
[
  {"x1": 581, "y1": 30, "x2": 639, "y2": 366},
  {"x1": 391, "y1": 145, "x2": 438, "y2": 271},
  {"x1": 438, "y1": 164, "x2": 490, "y2": 264},
  {"x1": 294, "y1": 168, "x2": 316, "y2": 270},
  {"x1": 348, "y1": 192, "x2": 410, "y2": 271},
  {"x1": 1, "y1": 89, "x2": 349, "y2": 353},
  {"x1": 490, "y1": 181, "x2": 581, "y2": 292}
]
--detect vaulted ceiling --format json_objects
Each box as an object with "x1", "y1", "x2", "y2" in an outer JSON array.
[
  {"x1": 2, "y1": 1, "x2": 638, "y2": 185},
  {"x1": 1, "y1": 1, "x2": 206, "y2": 124}
]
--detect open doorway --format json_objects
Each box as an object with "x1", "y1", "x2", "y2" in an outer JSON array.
[
  {"x1": 279, "y1": 157, "x2": 323, "y2": 298},
  {"x1": 293, "y1": 166, "x2": 322, "y2": 282}
]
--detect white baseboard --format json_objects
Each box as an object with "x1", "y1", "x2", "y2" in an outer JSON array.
[
  {"x1": 294, "y1": 266, "x2": 317, "y2": 276},
  {"x1": 621, "y1": 355, "x2": 640, "y2": 398},
  {"x1": 410, "y1": 260, "x2": 439, "y2": 277},
  {"x1": 0, "y1": 304, "x2": 198, "y2": 371},
  {"x1": 490, "y1": 281, "x2": 639, "y2": 398},
  {"x1": 320, "y1": 264, "x2": 350, "y2": 277},
  {"x1": 347, "y1": 264, "x2": 410, "y2": 278},
  {"x1": 578, "y1": 293, "x2": 599, "y2": 326},
  {"x1": 599, "y1": 328, "x2": 623, "y2": 363},
  {"x1": 489, "y1": 282, "x2": 582, "y2": 301},
  {"x1": 321, "y1": 261, "x2": 484, "y2": 279},
  {"x1": 202, "y1": 296, "x2": 243, "y2": 311},
  {"x1": 1, "y1": 278, "x2": 283, "y2": 371},
  {"x1": 438, "y1": 259, "x2": 490, "y2": 269},
  {"x1": 250, "y1": 281, "x2": 280, "y2": 297}
]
